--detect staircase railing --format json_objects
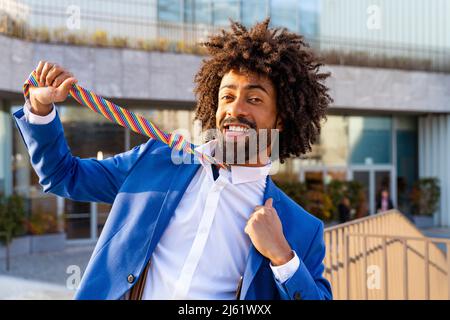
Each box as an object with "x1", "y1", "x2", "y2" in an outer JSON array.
[{"x1": 324, "y1": 210, "x2": 450, "y2": 299}]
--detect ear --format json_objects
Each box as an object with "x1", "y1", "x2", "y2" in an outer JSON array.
[{"x1": 275, "y1": 115, "x2": 283, "y2": 132}]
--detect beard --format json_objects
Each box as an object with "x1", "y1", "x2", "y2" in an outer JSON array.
[{"x1": 210, "y1": 116, "x2": 276, "y2": 165}]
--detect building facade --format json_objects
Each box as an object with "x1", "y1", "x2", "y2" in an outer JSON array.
[{"x1": 1, "y1": 0, "x2": 449, "y2": 241}]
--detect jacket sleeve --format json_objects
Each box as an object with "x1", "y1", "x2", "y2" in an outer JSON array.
[
  {"x1": 275, "y1": 222, "x2": 333, "y2": 300},
  {"x1": 12, "y1": 106, "x2": 154, "y2": 204}
]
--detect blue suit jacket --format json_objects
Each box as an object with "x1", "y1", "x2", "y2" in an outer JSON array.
[{"x1": 13, "y1": 108, "x2": 332, "y2": 300}]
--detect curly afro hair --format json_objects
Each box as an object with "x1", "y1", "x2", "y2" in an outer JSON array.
[{"x1": 193, "y1": 18, "x2": 333, "y2": 163}]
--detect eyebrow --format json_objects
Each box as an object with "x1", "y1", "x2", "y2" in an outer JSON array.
[{"x1": 219, "y1": 84, "x2": 269, "y2": 95}]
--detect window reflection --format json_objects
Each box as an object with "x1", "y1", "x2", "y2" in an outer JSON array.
[
  {"x1": 299, "y1": 115, "x2": 350, "y2": 167},
  {"x1": 349, "y1": 117, "x2": 392, "y2": 165},
  {"x1": 212, "y1": 0, "x2": 239, "y2": 26},
  {"x1": 158, "y1": 0, "x2": 182, "y2": 23},
  {"x1": 157, "y1": 0, "x2": 319, "y2": 36},
  {"x1": 396, "y1": 117, "x2": 418, "y2": 215},
  {"x1": 242, "y1": 0, "x2": 267, "y2": 27},
  {"x1": 270, "y1": 0, "x2": 298, "y2": 31}
]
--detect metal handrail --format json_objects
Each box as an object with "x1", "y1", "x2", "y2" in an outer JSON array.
[
  {"x1": 324, "y1": 210, "x2": 450, "y2": 300},
  {"x1": 325, "y1": 210, "x2": 395, "y2": 232}
]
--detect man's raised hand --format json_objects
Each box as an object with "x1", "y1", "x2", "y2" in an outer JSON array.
[{"x1": 28, "y1": 61, "x2": 78, "y2": 116}]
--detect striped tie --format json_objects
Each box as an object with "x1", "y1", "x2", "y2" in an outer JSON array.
[{"x1": 23, "y1": 71, "x2": 228, "y2": 170}]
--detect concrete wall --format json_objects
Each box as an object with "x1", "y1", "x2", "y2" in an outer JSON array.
[
  {"x1": 326, "y1": 65, "x2": 450, "y2": 114},
  {"x1": 0, "y1": 35, "x2": 201, "y2": 106},
  {"x1": 1, "y1": 34, "x2": 450, "y2": 113}
]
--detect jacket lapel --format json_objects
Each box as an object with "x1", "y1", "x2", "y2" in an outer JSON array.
[{"x1": 240, "y1": 177, "x2": 281, "y2": 299}]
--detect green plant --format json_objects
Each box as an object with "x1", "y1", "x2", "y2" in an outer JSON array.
[
  {"x1": 92, "y1": 30, "x2": 108, "y2": 46},
  {"x1": 0, "y1": 193, "x2": 27, "y2": 245},
  {"x1": 25, "y1": 209, "x2": 59, "y2": 235},
  {"x1": 155, "y1": 38, "x2": 169, "y2": 52},
  {"x1": 35, "y1": 27, "x2": 50, "y2": 43},
  {"x1": 410, "y1": 178, "x2": 440, "y2": 216},
  {"x1": 273, "y1": 178, "x2": 310, "y2": 210},
  {"x1": 273, "y1": 174, "x2": 334, "y2": 222},
  {"x1": 327, "y1": 180, "x2": 365, "y2": 219},
  {"x1": 305, "y1": 188, "x2": 334, "y2": 221},
  {"x1": 111, "y1": 36, "x2": 128, "y2": 48}
]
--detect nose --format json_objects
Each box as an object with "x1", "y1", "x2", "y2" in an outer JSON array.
[{"x1": 226, "y1": 96, "x2": 249, "y2": 118}]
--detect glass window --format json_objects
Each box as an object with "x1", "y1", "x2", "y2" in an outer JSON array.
[
  {"x1": 184, "y1": 0, "x2": 212, "y2": 25},
  {"x1": 0, "y1": 109, "x2": 11, "y2": 195},
  {"x1": 270, "y1": 0, "x2": 298, "y2": 31},
  {"x1": 212, "y1": 0, "x2": 239, "y2": 26},
  {"x1": 158, "y1": 0, "x2": 182, "y2": 23},
  {"x1": 242, "y1": 0, "x2": 267, "y2": 27},
  {"x1": 349, "y1": 116, "x2": 392, "y2": 164},
  {"x1": 396, "y1": 117, "x2": 418, "y2": 215},
  {"x1": 301, "y1": 115, "x2": 350, "y2": 167},
  {"x1": 298, "y1": 0, "x2": 320, "y2": 38},
  {"x1": 197, "y1": 0, "x2": 213, "y2": 25}
]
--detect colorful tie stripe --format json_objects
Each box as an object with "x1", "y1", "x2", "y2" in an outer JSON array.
[{"x1": 23, "y1": 71, "x2": 228, "y2": 170}]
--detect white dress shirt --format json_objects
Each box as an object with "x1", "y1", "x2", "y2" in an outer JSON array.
[
  {"x1": 142, "y1": 141, "x2": 299, "y2": 300},
  {"x1": 22, "y1": 101, "x2": 300, "y2": 299},
  {"x1": 22, "y1": 100, "x2": 57, "y2": 124}
]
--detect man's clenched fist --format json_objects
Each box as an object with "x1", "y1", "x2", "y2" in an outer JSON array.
[
  {"x1": 245, "y1": 198, "x2": 294, "y2": 266},
  {"x1": 28, "y1": 60, "x2": 78, "y2": 116}
]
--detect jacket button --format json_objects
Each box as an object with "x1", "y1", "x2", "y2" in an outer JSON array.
[
  {"x1": 127, "y1": 274, "x2": 135, "y2": 284},
  {"x1": 294, "y1": 292, "x2": 302, "y2": 300}
]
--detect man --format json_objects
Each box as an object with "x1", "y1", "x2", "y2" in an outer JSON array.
[{"x1": 13, "y1": 19, "x2": 332, "y2": 300}]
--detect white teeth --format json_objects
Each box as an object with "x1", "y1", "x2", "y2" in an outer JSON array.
[{"x1": 228, "y1": 125, "x2": 249, "y2": 133}]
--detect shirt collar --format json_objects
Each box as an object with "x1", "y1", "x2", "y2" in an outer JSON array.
[{"x1": 194, "y1": 140, "x2": 271, "y2": 185}]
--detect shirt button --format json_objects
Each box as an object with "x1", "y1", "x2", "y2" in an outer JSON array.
[
  {"x1": 294, "y1": 292, "x2": 302, "y2": 300},
  {"x1": 127, "y1": 274, "x2": 135, "y2": 284}
]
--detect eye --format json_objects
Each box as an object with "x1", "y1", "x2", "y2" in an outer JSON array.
[
  {"x1": 248, "y1": 97, "x2": 262, "y2": 104},
  {"x1": 221, "y1": 95, "x2": 234, "y2": 101}
]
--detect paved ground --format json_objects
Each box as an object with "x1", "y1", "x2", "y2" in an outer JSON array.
[
  {"x1": 420, "y1": 227, "x2": 450, "y2": 240},
  {"x1": 0, "y1": 244, "x2": 94, "y2": 299},
  {"x1": 0, "y1": 275, "x2": 74, "y2": 300}
]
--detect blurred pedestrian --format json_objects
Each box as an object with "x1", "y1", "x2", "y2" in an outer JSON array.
[
  {"x1": 376, "y1": 189, "x2": 394, "y2": 213},
  {"x1": 338, "y1": 196, "x2": 351, "y2": 223}
]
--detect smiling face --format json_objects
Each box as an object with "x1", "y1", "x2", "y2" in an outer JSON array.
[{"x1": 215, "y1": 69, "x2": 282, "y2": 166}]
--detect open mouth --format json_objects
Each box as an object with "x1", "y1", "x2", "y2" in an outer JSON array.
[{"x1": 223, "y1": 123, "x2": 251, "y2": 139}]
